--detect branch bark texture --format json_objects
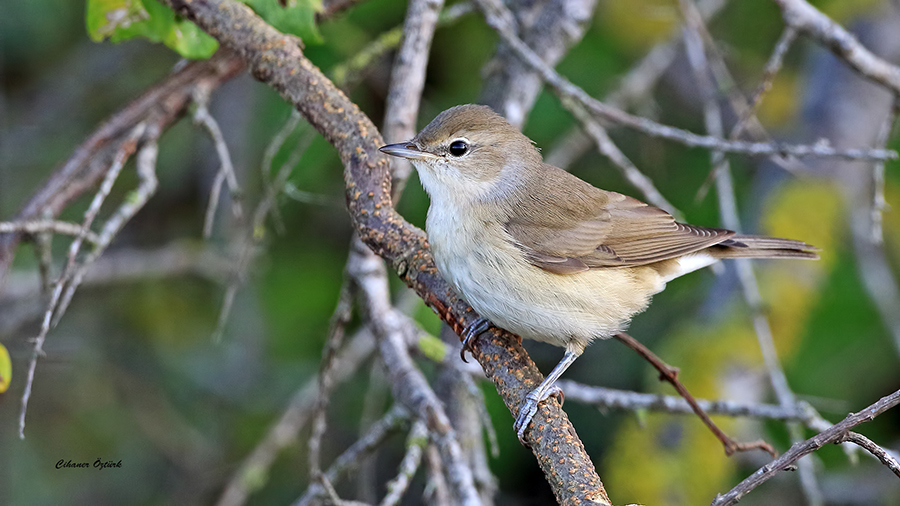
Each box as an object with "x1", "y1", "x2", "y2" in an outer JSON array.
[{"x1": 158, "y1": 0, "x2": 610, "y2": 503}]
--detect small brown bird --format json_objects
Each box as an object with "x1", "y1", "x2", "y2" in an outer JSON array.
[{"x1": 380, "y1": 104, "x2": 817, "y2": 441}]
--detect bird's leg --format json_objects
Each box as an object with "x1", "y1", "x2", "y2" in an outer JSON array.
[
  {"x1": 514, "y1": 348, "x2": 582, "y2": 444},
  {"x1": 460, "y1": 317, "x2": 492, "y2": 362}
]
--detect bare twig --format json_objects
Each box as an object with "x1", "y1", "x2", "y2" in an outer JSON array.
[
  {"x1": 357, "y1": 362, "x2": 391, "y2": 503},
  {"x1": 558, "y1": 380, "x2": 816, "y2": 422},
  {"x1": 472, "y1": 0, "x2": 896, "y2": 161},
  {"x1": 216, "y1": 328, "x2": 380, "y2": 506},
  {"x1": 383, "y1": 0, "x2": 445, "y2": 198},
  {"x1": 1, "y1": 243, "x2": 230, "y2": 305},
  {"x1": 424, "y1": 444, "x2": 452, "y2": 506},
  {"x1": 193, "y1": 92, "x2": 244, "y2": 238},
  {"x1": 773, "y1": 0, "x2": 900, "y2": 94},
  {"x1": 479, "y1": 0, "x2": 599, "y2": 129},
  {"x1": 380, "y1": 419, "x2": 429, "y2": 506},
  {"x1": 869, "y1": 95, "x2": 900, "y2": 245},
  {"x1": 544, "y1": 0, "x2": 728, "y2": 170},
  {"x1": 295, "y1": 405, "x2": 411, "y2": 506},
  {"x1": 34, "y1": 210, "x2": 55, "y2": 294},
  {"x1": 732, "y1": 25, "x2": 798, "y2": 140},
  {"x1": 839, "y1": 432, "x2": 900, "y2": 479},
  {"x1": 0, "y1": 50, "x2": 245, "y2": 286},
  {"x1": 0, "y1": 221, "x2": 101, "y2": 243},
  {"x1": 308, "y1": 279, "x2": 356, "y2": 480},
  {"x1": 258, "y1": 109, "x2": 302, "y2": 234},
  {"x1": 615, "y1": 332, "x2": 776, "y2": 457},
  {"x1": 711, "y1": 389, "x2": 900, "y2": 506},
  {"x1": 566, "y1": 102, "x2": 681, "y2": 217},
  {"x1": 679, "y1": 6, "x2": 822, "y2": 499},
  {"x1": 54, "y1": 132, "x2": 161, "y2": 327},
  {"x1": 329, "y1": 2, "x2": 473, "y2": 91},
  {"x1": 348, "y1": 238, "x2": 481, "y2": 506},
  {"x1": 210, "y1": 127, "x2": 317, "y2": 342},
  {"x1": 18, "y1": 124, "x2": 149, "y2": 439}
]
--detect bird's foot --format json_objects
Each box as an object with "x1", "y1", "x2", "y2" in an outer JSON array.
[
  {"x1": 514, "y1": 385, "x2": 565, "y2": 445},
  {"x1": 460, "y1": 317, "x2": 491, "y2": 362}
]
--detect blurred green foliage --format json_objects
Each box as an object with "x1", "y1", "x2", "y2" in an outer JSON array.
[{"x1": 85, "y1": 0, "x2": 322, "y2": 58}]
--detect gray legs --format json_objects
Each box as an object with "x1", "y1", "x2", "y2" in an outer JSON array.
[{"x1": 513, "y1": 348, "x2": 582, "y2": 443}]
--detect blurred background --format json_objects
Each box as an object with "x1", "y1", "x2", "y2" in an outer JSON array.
[{"x1": 1, "y1": 0, "x2": 899, "y2": 504}]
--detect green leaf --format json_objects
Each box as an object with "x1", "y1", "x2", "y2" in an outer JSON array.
[
  {"x1": 417, "y1": 333, "x2": 448, "y2": 363},
  {"x1": 86, "y1": 0, "x2": 322, "y2": 58},
  {"x1": 242, "y1": 0, "x2": 323, "y2": 44},
  {"x1": 85, "y1": 0, "x2": 218, "y2": 59},
  {"x1": 85, "y1": 0, "x2": 151, "y2": 41}
]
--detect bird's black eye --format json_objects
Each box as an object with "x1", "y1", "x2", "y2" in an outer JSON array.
[{"x1": 448, "y1": 140, "x2": 469, "y2": 157}]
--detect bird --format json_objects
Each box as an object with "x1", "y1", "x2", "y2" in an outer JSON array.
[{"x1": 379, "y1": 104, "x2": 818, "y2": 442}]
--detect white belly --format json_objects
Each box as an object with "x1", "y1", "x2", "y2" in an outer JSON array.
[{"x1": 427, "y1": 212, "x2": 658, "y2": 351}]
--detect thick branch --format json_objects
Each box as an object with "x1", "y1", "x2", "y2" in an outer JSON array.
[{"x1": 158, "y1": 0, "x2": 610, "y2": 503}]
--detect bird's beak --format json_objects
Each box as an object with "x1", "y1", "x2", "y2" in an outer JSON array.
[{"x1": 379, "y1": 142, "x2": 436, "y2": 160}]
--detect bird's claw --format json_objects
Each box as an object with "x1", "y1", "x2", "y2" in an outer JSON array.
[
  {"x1": 460, "y1": 317, "x2": 491, "y2": 363},
  {"x1": 514, "y1": 385, "x2": 564, "y2": 445}
]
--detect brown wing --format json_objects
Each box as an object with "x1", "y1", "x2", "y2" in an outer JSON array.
[{"x1": 503, "y1": 169, "x2": 733, "y2": 274}]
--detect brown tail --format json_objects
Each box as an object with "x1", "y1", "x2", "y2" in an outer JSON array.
[{"x1": 710, "y1": 234, "x2": 820, "y2": 260}]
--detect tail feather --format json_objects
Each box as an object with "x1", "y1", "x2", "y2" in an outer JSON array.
[{"x1": 711, "y1": 234, "x2": 819, "y2": 260}]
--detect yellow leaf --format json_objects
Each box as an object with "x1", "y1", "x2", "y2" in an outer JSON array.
[
  {"x1": 601, "y1": 0, "x2": 679, "y2": 52},
  {"x1": 0, "y1": 342, "x2": 11, "y2": 393}
]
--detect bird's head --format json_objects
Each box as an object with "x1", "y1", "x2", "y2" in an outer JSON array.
[{"x1": 380, "y1": 104, "x2": 541, "y2": 202}]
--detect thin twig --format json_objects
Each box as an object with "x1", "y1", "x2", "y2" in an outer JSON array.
[
  {"x1": 357, "y1": 362, "x2": 391, "y2": 503},
  {"x1": 711, "y1": 389, "x2": 900, "y2": 506},
  {"x1": 732, "y1": 25, "x2": 798, "y2": 140},
  {"x1": 34, "y1": 211, "x2": 55, "y2": 294},
  {"x1": 308, "y1": 277, "x2": 357, "y2": 480},
  {"x1": 473, "y1": 0, "x2": 895, "y2": 161},
  {"x1": 193, "y1": 91, "x2": 244, "y2": 238},
  {"x1": 773, "y1": 0, "x2": 900, "y2": 94},
  {"x1": 839, "y1": 432, "x2": 900, "y2": 479},
  {"x1": 380, "y1": 419, "x2": 429, "y2": 506},
  {"x1": 479, "y1": 0, "x2": 599, "y2": 129},
  {"x1": 869, "y1": 94, "x2": 900, "y2": 245},
  {"x1": 0, "y1": 50, "x2": 245, "y2": 286},
  {"x1": 424, "y1": 443, "x2": 452, "y2": 506},
  {"x1": 544, "y1": 0, "x2": 728, "y2": 170},
  {"x1": 614, "y1": 332, "x2": 776, "y2": 457},
  {"x1": 348, "y1": 239, "x2": 482, "y2": 506},
  {"x1": 0, "y1": 221, "x2": 101, "y2": 243},
  {"x1": 565, "y1": 101, "x2": 681, "y2": 217},
  {"x1": 259, "y1": 109, "x2": 303, "y2": 234},
  {"x1": 211, "y1": 127, "x2": 317, "y2": 342},
  {"x1": 18, "y1": 124, "x2": 147, "y2": 439},
  {"x1": 54, "y1": 134, "x2": 161, "y2": 327},
  {"x1": 679, "y1": 6, "x2": 823, "y2": 499},
  {"x1": 329, "y1": 2, "x2": 473, "y2": 91},
  {"x1": 558, "y1": 380, "x2": 818, "y2": 422},
  {"x1": 295, "y1": 405, "x2": 411, "y2": 506},
  {"x1": 216, "y1": 328, "x2": 379, "y2": 506}
]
